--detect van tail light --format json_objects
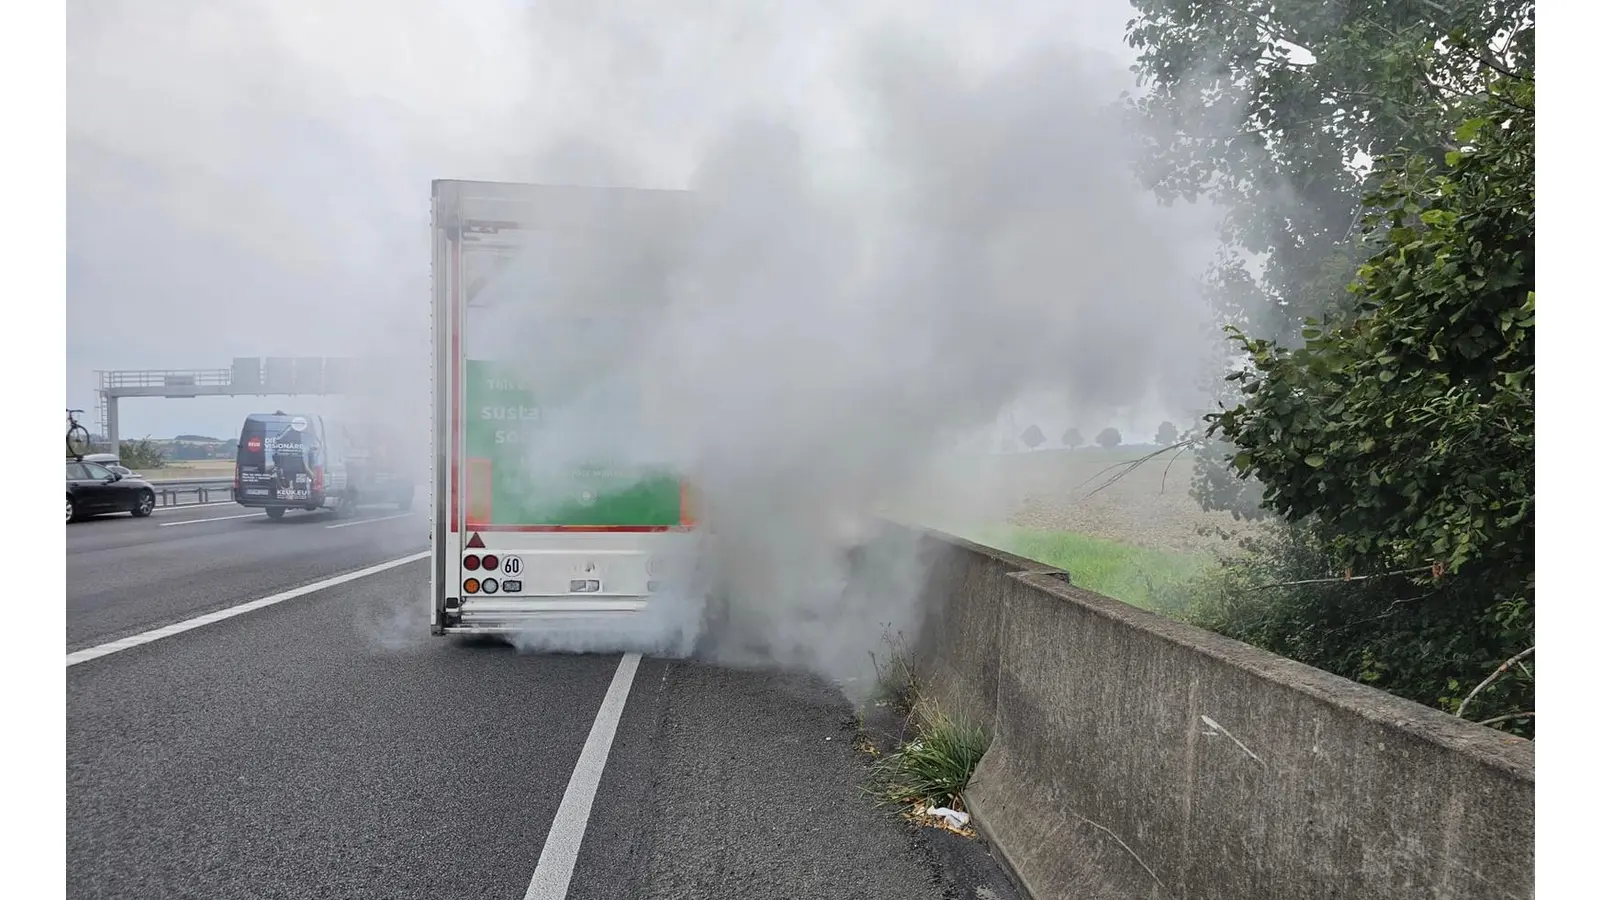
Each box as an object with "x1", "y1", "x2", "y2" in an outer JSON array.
[{"x1": 313, "y1": 466, "x2": 325, "y2": 492}]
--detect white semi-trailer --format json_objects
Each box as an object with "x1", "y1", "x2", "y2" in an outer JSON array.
[{"x1": 429, "y1": 180, "x2": 700, "y2": 636}]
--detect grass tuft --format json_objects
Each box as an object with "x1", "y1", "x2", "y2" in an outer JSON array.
[
  {"x1": 867, "y1": 704, "x2": 989, "y2": 812},
  {"x1": 863, "y1": 632, "x2": 988, "y2": 815}
]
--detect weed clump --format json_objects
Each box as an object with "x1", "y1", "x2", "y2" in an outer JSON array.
[
  {"x1": 868, "y1": 706, "x2": 988, "y2": 812},
  {"x1": 862, "y1": 633, "x2": 989, "y2": 819}
]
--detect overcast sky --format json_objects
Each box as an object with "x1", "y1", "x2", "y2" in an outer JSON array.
[{"x1": 66, "y1": 0, "x2": 1202, "y2": 443}]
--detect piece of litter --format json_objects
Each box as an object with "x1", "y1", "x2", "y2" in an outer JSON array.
[
  {"x1": 905, "y1": 803, "x2": 976, "y2": 837},
  {"x1": 927, "y1": 807, "x2": 971, "y2": 829}
]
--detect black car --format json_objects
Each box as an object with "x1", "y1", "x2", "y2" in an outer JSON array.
[{"x1": 67, "y1": 460, "x2": 157, "y2": 523}]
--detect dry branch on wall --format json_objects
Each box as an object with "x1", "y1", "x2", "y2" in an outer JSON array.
[
  {"x1": 1456, "y1": 646, "x2": 1535, "y2": 721},
  {"x1": 1244, "y1": 565, "x2": 1436, "y2": 592},
  {"x1": 1473, "y1": 711, "x2": 1534, "y2": 728}
]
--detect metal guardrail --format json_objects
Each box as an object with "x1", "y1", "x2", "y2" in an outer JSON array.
[{"x1": 141, "y1": 477, "x2": 235, "y2": 508}]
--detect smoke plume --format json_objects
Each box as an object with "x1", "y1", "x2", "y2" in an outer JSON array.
[{"x1": 69, "y1": 0, "x2": 1225, "y2": 690}]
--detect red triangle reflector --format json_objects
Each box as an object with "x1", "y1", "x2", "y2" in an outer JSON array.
[{"x1": 465, "y1": 532, "x2": 485, "y2": 549}]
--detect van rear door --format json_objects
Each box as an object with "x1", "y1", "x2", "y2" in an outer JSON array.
[
  {"x1": 236, "y1": 414, "x2": 318, "y2": 504},
  {"x1": 236, "y1": 417, "x2": 272, "y2": 502}
]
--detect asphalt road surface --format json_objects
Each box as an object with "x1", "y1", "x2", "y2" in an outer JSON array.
[
  {"x1": 66, "y1": 501, "x2": 426, "y2": 652},
  {"x1": 66, "y1": 505, "x2": 1020, "y2": 899}
]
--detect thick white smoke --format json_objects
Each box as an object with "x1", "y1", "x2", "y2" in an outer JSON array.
[{"x1": 70, "y1": 0, "x2": 1224, "y2": 689}]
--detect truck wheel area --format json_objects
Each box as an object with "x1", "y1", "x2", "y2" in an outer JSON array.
[{"x1": 264, "y1": 507, "x2": 286, "y2": 520}]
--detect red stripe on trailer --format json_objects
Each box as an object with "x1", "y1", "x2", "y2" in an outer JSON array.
[
  {"x1": 449, "y1": 234, "x2": 463, "y2": 532},
  {"x1": 470, "y1": 524, "x2": 690, "y2": 533}
]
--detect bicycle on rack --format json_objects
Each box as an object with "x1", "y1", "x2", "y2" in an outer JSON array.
[{"x1": 67, "y1": 409, "x2": 92, "y2": 460}]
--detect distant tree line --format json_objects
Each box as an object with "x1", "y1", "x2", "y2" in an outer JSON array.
[
  {"x1": 1012, "y1": 421, "x2": 1186, "y2": 450},
  {"x1": 84, "y1": 435, "x2": 238, "y2": 466},
  {"x1": 1026, "y1": 424, "x2": 1188, "y2": 450}
]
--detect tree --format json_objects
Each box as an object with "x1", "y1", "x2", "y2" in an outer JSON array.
[
  {"x1": 119, "y1": 438, "x2": 167, "y2": 469},
  {"x1": 1205, "y1": 68, "x2": 1534, "y2": 730},
  {"x1": 1095, "y1": 427, "x2": 1122, "y2": 449},
  {"x1": 1125, "y1": 0, "x2": 1533, "y2": 343},
  {"x1": 1061, "y1": 427, "x2": 1084, "y2": 450},
  {"x1": 1155, "y1": 421, "x2": 1179, "y2": 444},
  {"x1": 1019, "y1": 424, "x2": 1046, "y2": 450},
  {"x1": 1125, "y1": 0, "x2": 1536, "y2": 521}
]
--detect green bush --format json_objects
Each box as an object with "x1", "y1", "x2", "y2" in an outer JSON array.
[
  {"x1": 1177, "y1": 521, "x2": 1533, "y2": 736},
  {"x1": 1187, "y1": 69, "x2": 1534, "y2": 738},
  {"x1": 1125, "y1": 4, "x2": 1535, "y2": 740}
]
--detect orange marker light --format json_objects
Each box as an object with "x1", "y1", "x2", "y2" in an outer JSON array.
[
  {"x1": 463, "y1": 578, "x2": 481, "y2": 594},
  {"x1": 680, "y1": 481, "x2": 697, "y2": 528}
]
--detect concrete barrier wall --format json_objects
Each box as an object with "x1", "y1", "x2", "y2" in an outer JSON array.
[
  {"x1": 909, "y1": 530, "x2": 1059, "y2": 735},
  {"x1": 900, "y1": 526, "x2": 1535, "y2": 900}
]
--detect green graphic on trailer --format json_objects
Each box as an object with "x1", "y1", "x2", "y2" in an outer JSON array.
[{"x1": 462, "y1": 359, "x2": 681, "y2": 527}]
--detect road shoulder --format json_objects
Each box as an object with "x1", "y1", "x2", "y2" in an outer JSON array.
[{"x1": 569, "y1": 658, "x2": 1022, "y2": 900}]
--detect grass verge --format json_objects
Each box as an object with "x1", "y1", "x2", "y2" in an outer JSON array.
[{"x1": 956, "y1": 525, "x2": 1205, "y2": 612}]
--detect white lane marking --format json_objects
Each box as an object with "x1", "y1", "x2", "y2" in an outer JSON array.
[
  {"x1": 326, "y1": 512, "x2": 414, "y2": 529},
  {"x1": 158, "y1": 512, "x2": 264, "y2": 528},
  {"x1": 524, "y1": 652, "x2": 643, "y2": 900},
  {"x1": 65, "y1": 552, "x2": 430, "y2": 667}
]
